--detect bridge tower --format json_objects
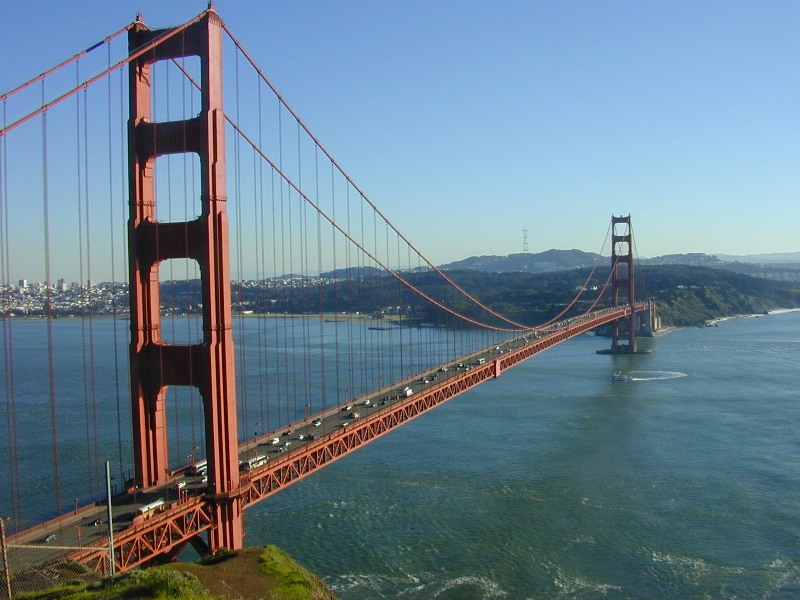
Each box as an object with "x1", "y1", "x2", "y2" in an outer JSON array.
[
  {"x1": 128, "y1": 10, "x2": 242, "y2": 552},
  {"x1": 607, "y1": 215, "x2": 638, "y2": 353}
]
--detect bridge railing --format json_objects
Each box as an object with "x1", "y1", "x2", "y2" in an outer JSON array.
[{"x1": 2, "y1": 292, "x2": 647, "y2": 577}]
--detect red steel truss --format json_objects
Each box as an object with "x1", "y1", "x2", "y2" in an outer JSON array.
[
  {"x1": 66, "y1": 498, "x2": 213, "y2": 573},
  {"x1": 67, "y1": 305, "x2": 648, "y2": 574},
  {"x1": 239, "y1": 306, "x2": 647, "y2": 506}
]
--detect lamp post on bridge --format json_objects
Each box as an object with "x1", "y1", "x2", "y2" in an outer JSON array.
[{"x1": 105, "y1": 461, "x2": 115, "y2": 576}]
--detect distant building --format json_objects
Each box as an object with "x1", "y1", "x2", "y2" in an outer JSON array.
[{"x1": 18, "y1": 279, "x2": 27, "y2": 293}]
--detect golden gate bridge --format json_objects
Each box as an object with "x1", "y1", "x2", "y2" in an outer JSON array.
[{"x1": 0, "y1": 7, "x2": 652, "y2": 585}]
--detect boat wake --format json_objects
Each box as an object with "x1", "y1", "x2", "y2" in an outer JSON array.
[{"x1": 628, "y1": 370, "x2": 687, "y2": 381}]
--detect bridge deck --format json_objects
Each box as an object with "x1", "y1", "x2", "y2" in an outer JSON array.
[{"x1": 8, "y1": 305, "x2": 646, "y2": 573}]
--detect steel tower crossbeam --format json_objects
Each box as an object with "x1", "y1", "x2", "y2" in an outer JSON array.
[
  {"x1": 608, "y1": 215, "x2": 638, "y2": 352},
  {"x1": 127, "y1": 9, "x2": 242, "y2": 553}
]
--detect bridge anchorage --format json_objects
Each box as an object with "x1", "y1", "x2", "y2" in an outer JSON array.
[{"x1": 597, "y1": 215, "x2": 655, "y2": 355}]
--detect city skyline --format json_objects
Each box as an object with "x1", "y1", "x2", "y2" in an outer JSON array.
[{"x1": 1, "y1": 1, "x2": 798, "y2": 283}]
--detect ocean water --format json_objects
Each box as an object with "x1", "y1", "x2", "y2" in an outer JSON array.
[
  {"x1": 241, "y1": 310, "x2": 800, "y2": 599},
  {"x1": 2, "y1": 310, "x2": 799, "y2": 598}
]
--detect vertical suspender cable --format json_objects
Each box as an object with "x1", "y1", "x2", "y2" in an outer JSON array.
[
  {"x1": 358, "y1": 193, "x2": 366, "y2": 395},
  {"x1": 115, "y1": 63, "x2": 129, "y2": 482},
  {"x1": 397, "y1": 234, "x2": 404, "y2": 380},
  {"x1": 83, "y1": 83, "x2": 101, "y2": 499},
  {"x1": 385, "y1": 220, "x2": 393, "y2": 395},
  {"x1": 74, "y1": 61, "x2": 97, "y2": 501},
  {"x1": 285, "y1": 119, "x2": 297, "y2": 420},
  {"x1": 345, "y1": 186, "x2": 354, "y2": 401},
  {"x1": 277, "y1": 101, "x2": 290, "y2": 424},
  {"x1": 233, "y1": 46, "x2": 247, "y2": 439},
  {"x1": 315, "y1": 146, "x2": 326, "y2": 412},
  {"x1": 330, "y1": 162, "x2": 341, "y2": 425},
  {"x1": 108, "y1": 49, "x2": 126, "y2": 487},
  {"x1": 1, "y1": 100, "x2": 22, "y2": 520},
  {"x1": 371, "y1": 205, "x2": 379, "y2": 394},
  {"x1": 42, "y1": 86, "x2": 63, "y2": 516},
  {"x1": 299, "y1": 121, "x2": 311, "y2": 421},
  {"x1": 256, "y1": 74, "x2": 269, "y2": 435},
  {"x1": 271, "y1": 167, "x2": 282, "y2": 426},
  {"x1": 252, "y1": 145, "x2": 263, "y2": 435}
]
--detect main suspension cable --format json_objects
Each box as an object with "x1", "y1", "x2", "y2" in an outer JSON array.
[
  {"x1": 0, "y1": 9, "x2": 209, "y2": 138},
  {"x1": 219, "y1": 22, "x2": 545, "y2": 332},
  {"x1": 223, "y1": 112, "x2": 524, "y2": 332},
  {"x1": 0, "y1": 25, "x2": 130, "y2": 103}
]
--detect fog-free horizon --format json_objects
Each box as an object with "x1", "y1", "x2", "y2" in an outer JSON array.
[{"x1": 2, "y1": 1, "x2": 798, "y2": 283}]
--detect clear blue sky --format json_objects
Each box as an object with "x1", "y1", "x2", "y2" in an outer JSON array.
[{"x1": 2, "y1": 1, "x2": 798, "y2": 268}]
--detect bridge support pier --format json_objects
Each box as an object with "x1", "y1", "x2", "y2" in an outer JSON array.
[
  {"x1": 189, "y1": 534, "x2": 212, "y2": 559},
  {"x1": 598, "y1": 216, "x2": 652, "y2": 355},
  {"x1": 636, "y1": 299, "x2": 658, "y2": 336},
  {"x1": 128, "y1": 9, "x2": 242, "y2": 554}
]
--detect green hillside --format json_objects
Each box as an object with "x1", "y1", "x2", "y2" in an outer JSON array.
[{"x1": 15, "y1": 546, "x2": 337, "y2": 600}]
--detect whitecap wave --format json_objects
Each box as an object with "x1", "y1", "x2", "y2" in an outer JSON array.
[
  {"x1": 433, "y1": 575, "x2": 508, "y2": 598},
  {"x1": 553, "y1": 567, "x2": 621, "y2": 596},
  {"x1": 628, "y1": 370, "x2": 687, "y2": 381},
  {"x1": 326, "y1": 572, "x2": 508, "y2": 599}
]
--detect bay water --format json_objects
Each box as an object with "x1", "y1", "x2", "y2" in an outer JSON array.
[
  {"x1": 244, "y1": 310, "x2": 800, "y2": 599},
  {"x1": 2, "y1": 310, "x2": 799, "y2": 598}
]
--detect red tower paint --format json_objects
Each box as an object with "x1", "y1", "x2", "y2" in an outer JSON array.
[
  {"x1": 609, "y1": 215, "x2": 637, "y2": 352},
  {"x1": 127, "y1": 10, "x2": 242, "y2": 551}
]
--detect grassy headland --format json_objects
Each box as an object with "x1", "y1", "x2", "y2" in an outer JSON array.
[{"x1": 15, "y1": 546, "x2": 337, "y2": 600}]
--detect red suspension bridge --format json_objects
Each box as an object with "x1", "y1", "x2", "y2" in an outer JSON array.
[{"x1": 0, "y1": 8, "x2": 652, "y2": 582}]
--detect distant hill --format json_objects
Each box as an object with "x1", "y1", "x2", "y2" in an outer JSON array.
[
  {"x1": 167, "y1": 262, "x2": 800, "y2": 328},
  {"x1": 639, "y1": 253, "x2": 728, "y2": 267},
  {"x1": 639, "y1": 252, "x2": 800, "y2": 282},
  {"x1": 716, "y1": 251, "x2": 800, "y2": 264},
  {"x1": 439, "y1": 249, "x2": 602, "y2": 273},
  {"x1": 319, "y1": 266, "x2": 383, "y2": 280},
  {"x1": 638, "y1": 265, "x2": 800, "y2": 326},
  {"x1": 436, "y1": 250, "x2": 800, "y2": 284},
  {"x1": 428, "y1": 265, "x2": 800, "y2": 327}
]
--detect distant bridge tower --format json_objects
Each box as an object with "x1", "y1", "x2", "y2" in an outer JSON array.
[
  {"x1": 604, "y1": 215, "x2": 640, "y2": 353},
  {"x1": 128, "y1": 9, "x2": 242, "y2": 553}
]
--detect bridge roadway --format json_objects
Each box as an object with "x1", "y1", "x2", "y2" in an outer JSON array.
[{"x1": 7, "y1": 304, "x2": 647, "y2": 574}]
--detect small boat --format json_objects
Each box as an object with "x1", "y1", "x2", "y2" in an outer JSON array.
[{"x1": 611, "y1": 372, "x2": 632, "y2": 382}]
